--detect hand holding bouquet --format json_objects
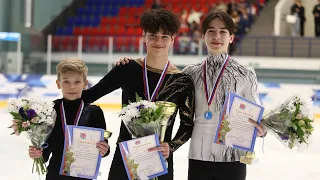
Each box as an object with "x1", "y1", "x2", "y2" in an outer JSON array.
[{"x1": 7, "y1": 97, "x2": 57, "y2": 176}]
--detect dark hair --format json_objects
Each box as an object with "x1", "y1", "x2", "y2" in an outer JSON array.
[
  {"x1": 201, "y1": 10, "x2": 235, "y2": 35},
  {"x1": 140, "y1": 8, "x2": 180, "y2": 36}
]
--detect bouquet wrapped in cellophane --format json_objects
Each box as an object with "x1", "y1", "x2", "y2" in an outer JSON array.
[
  {"x1": 119, "y1": 95, "x2": 176, "y2": 142},
  {"x1": 119, "y1": 95, "x2": 176, "y2": 180},
  {"x1": 7, "y1": 97, "x2": 57, "y2": 176},
  {"x1": 261, "y1": 94, "x2": 315, "y2": 150}
]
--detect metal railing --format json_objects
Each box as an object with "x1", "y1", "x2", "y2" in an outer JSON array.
[
  {"x1": 2, "y1": 34, "x2": 320, "y2": 75},
  {"x1": 45, "y1": 35, "x2": 320, "y2": 58},
  {"x1": 235, "y1": 36, "x2": 320, "y2": 58}
]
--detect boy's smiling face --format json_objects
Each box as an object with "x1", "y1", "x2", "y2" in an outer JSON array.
[
  {"x1": 202, "y1": 18, "x2": 234, "y2": 55},
  {"x1": 56, "y1": 71, "x2": 88, "y2": 100},
  {"x1": 143, "y1": 28, "x2": 175, "y2": 56}
]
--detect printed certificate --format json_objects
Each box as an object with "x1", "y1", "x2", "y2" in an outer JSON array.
[
  {"x1": 214, "y1": 92, "x2": 264, "y2": 152},
  {"x1": 59, "y1": 125, "x2": 104, "y2": 179},
  {"x1": 119, "y1": 134, "x2": 168, "y2": 180}
]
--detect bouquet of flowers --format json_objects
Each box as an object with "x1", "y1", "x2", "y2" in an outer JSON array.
[
  {"x1": 119, "y1": 95, "x2": 176, "y2": 142},
  {"x1": 261, "y1": 94, "x2": 314, "y2": 150},
  {"x1": 7, "y1": 97, "x2": 57, "y2": 176},
  {"x1": 119, "y1": 95, "x2": 176, "y2": 180}
]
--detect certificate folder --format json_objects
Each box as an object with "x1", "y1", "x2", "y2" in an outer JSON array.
[
  {"x1": 60, "y1": 125, "x2": 104, "y2": 179},
  {"x1": 119, "y1": 134, "x2": 168, "y2": 180},
  {"x1": 214, "y1": 92, "x2": 264, "y2": 152}
]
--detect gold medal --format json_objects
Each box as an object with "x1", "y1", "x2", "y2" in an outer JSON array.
[
  {"x1": 104, "y1": 130, "x2": 112, "y2": 139},
  {"x1": 240, "y1": 151, "x2": 259, "y2": 165}
]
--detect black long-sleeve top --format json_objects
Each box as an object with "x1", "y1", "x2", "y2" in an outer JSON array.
[
  {"x1": 43, "y1": 98, "x2": 108, "y2": 180},
  {"x1": 291, "y1": 4, "x2": 306, "y2": 21},
  {"x1": 313, "y1": 3, "x2": 320, "y2": 19},
  {"x1": 82, "y1": 59, "x2": 195, "y2": 152}
]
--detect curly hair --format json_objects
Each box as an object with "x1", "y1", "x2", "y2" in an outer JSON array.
[{"x1": 140, "y1": 8, "x2": 180, "y2": 36}]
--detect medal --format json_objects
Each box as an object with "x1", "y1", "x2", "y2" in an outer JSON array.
[
  {"x1": 203, "y1": 55, "x2": 230, "y2": 120},
  {"x1": 142, "y1": 58, "x2": 170, "y2": 102},
  {"x1": 60, "y1": 100, "x2": 84, "y2": 175},
  {"x1": 204, "y1": 110, "x2": 213, "y2": 119},
  {"x1": 60, "y1": 100, "x2": 84, "y2": 136}
]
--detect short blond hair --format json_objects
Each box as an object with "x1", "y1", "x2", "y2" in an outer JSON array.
[{"x1": 56, "y1": 58, "x2": 88, "y2": 81}]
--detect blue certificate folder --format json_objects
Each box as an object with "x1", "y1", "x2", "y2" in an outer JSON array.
[
  {"x1": 119, "y1": 134, "x2": 168, "y2": 180},
  {"x1": 214, "y1": 92, "x2": 265, "y2": 152},
  {"x1": 60, "y1": 125, "x2": 104, "y2": 179}
]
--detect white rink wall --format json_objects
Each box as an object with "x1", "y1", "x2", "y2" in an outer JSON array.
[{"x1": 0, "y1": 73, "x2": 319, "y2": 118}]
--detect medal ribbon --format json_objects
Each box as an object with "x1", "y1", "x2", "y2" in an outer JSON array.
[
  {"x1": 142, "y1": 58, "x2": 170, "y2": 102},
  {"x1": 60, "y1": 100, "x2": 84, "y2": 146},
  {"x1": 203, "y1": 55, "x2": 230, "y2": 107}
]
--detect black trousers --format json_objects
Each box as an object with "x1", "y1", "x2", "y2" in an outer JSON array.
[
  {"x1": 300, "y1": 20, "x2": 305, "y2": 37},
  {"x1": 315, "y1": 18, "x2": 320, "y2": 36},
  {"x1": 108, "y1": 145, "x2": 174, "y2": 180},
  {"x1": 188, "y1": 159, "x2": 246, "y2": 180}
]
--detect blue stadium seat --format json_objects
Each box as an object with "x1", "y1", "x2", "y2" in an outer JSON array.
[
  {"x1": 56, "y1": 27, "x2": 73, "y2": 35},
  {"x1": 101, "y1": 8, "x2": 119, "y2": 16},
  {"x1": 67, "y1": 17, "x2": 76, "y2": 25}
]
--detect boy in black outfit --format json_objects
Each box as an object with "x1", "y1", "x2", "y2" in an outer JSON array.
[{"x1": 28, "y1": 58, "x2": 110, "y2": 180}]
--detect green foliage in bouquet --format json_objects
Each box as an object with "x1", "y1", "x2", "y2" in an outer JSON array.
[
  {"x1": 262, "y1": 96, "x2": 314, "y2": 149},
  {"x1": 287, "y1": 101, "x2": 314, "y2": 149},
  {"x1": 8, "y1": 97, "x2": 56, "y2": 176}
]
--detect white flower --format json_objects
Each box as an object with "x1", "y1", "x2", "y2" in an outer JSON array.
[
  {"x1": 43, "y1": 101, "x2": 54, "y2": 115},
  {"x1": 299, "y1": 105, "x2": 314, "y2": 120},
  {"x1": 145, "y1": 102, "x2": 157, "y2": 110},
  {"x1": 38, "y1": 117, "x2": 46, "y2": 123},
  {"x1": 120, "y1": 106, "x2": 130, "y2": 115},
  {"x1": 121, "y1": 115, "x2": 132, "y2": 123},
  {"x1": 43, "y1": 107, "x2": 53, "y2": 116},
  {"x1": 286, "y1": 101, "x2": 296, "y2": 112},
  {"x1": 17, "y1": 99, "x2": 28, "y2": 108},
  {"x1": 294, "y1": 94, "x2": 301, "y2": 101},
  {"x1": 7, "y1": 101, "x2": 19, "y2": 113},
  {"x1": 43, "y1": 100, "x2": 54, "y2": 108},
  {"x1": 140, "y1": 100, "x2": 149, "y2": 105},
  {"x1": 45, "y1": 117, "x2": 54, "y2": 124},
  {"x1": 7, "y1": 98, "x2": 17, "y2": 104},
  {"x1": 130, "y1": 102, "x2": 140, "y2": 109},
  {"x1": 126, "y1": 108, "x2": 140, "y2": 119}
]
